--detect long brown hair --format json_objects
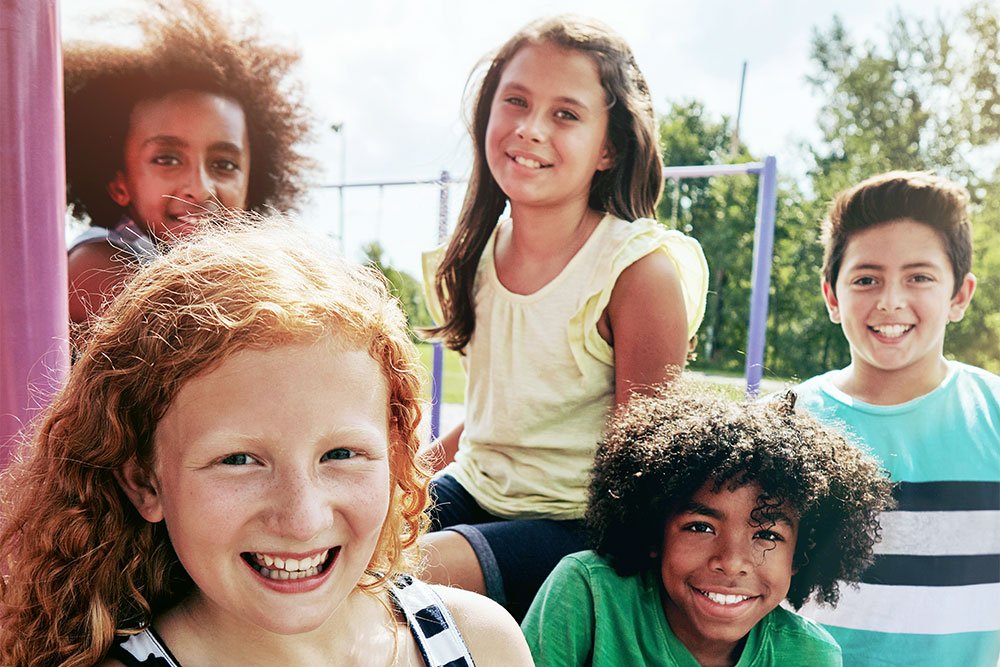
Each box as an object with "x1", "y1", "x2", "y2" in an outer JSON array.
[
  {"x1": 0, "y1": 216, "x2": 430, "y2": 667},
  {"x1": 427, "y1": 15, "x2": 664, "y2": 351}
]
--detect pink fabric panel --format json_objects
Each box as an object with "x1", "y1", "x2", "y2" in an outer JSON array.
[{"x1": 0, "y1": 0, "x2": 70, "y2": 463}]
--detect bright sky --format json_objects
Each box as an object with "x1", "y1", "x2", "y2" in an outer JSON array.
[{"x1": 61, "y1": 0, "x2": 963, "y2": 277}]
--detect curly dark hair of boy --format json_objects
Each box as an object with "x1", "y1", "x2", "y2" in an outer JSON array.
[
  {"x1": 64, "y1": 0, "x2": 313, "y2": 227},
  {"x1": 586, "y1": 381, "x2": 894, "y2": 610}
]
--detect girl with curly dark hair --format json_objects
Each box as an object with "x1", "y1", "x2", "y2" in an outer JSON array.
[
  {"x1": 65, "y1": 0, "x2": 313, "y2": 329},
  {"x1": 0, "y1": 218, "x2": 530, "y2": 667},
  {"x1": 522, "y1": 381, "x2": 894, "y2": 666}
]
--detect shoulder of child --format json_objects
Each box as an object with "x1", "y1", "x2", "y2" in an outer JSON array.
[
  {"x1": 431, "y1": 585, "x2": 534, "y2": 667},
  {"x1": 67, "y1": 241, "x2": 133, "y2": 323},
  {"x1": 764, "y1": 606, "x2": 842, "y2": 666}
]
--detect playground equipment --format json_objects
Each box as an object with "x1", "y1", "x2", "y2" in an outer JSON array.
[{"x1": 0, "y1": 0, "x2": 69, "y2": 459}]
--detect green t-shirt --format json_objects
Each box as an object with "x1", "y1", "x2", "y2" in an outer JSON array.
[{"x1": 522, "y1": 551, "x2": 841, "y2": 667}]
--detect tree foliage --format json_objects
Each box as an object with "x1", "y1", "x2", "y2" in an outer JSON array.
[
  {"x1": 362, "y1": 241, "x2": 431, "y2": 336},
  {"x1": 657, "y1": 102, "x2": 840, "y2": 379}
]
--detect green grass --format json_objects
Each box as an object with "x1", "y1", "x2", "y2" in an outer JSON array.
[
  {"x1": 414, "y1": 344, "x2": 791, "y2": 405},
  {"x1": 416, "y1": 342, "x2": 466, "y2": 404}
]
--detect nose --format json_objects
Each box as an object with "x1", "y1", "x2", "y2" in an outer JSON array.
[
  {"x1": 877, "y1": 281, "x2": 906, "y2": 311},
  {"x1": 263, "y1": 471, "x2": 333, "y2": 542},
  {"x1": 516, "y1": 109, "x2": 547, "y2": 143},
  {"x1": 180, "y1": 163, "x2": 215, "y2": 204},
  {"x1": 709, "y1": 534, "x2": 752, "y2": 577}
]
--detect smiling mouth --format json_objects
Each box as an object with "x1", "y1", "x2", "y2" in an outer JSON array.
[
  {"x1": 242, "y1": 547, "x2": 338, "y2": 581},
  {"x1": 510, "y1": 154, "x2": 552, "y2": 169},
  {"x1": 869, "y1": 324, "x2": 913, "y2": 338},
  {"x1": 694, "y1": 587, "x2": 756, "y2": 606}
]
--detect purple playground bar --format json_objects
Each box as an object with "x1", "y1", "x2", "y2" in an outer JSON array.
[
  {"x1": 0, "y1": 0, "x2": 70, "y2": 462},
  {"x1": 663, "y1": 158, "x2": 779, "y2": 396}
]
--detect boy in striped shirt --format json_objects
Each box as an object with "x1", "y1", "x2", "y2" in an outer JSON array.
[{"x1": 794, "y1": 171, "x2": 999, "y2": 666}]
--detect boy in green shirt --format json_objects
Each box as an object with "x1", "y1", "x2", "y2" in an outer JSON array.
[{"x1": 522, "y1": 383, "x2": 894, "y2": 666}]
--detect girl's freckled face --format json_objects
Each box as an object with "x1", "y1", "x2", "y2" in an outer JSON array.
[{"x1": 144, "y1": 335, "x2": 391, "y2": 635}]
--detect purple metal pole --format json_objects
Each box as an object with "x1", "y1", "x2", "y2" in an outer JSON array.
[
  {"x1": 430, "y1": 170, "x2": 450, "y2": 441},
  {"x1": 744, "y1": 155, "x2": 777, "y2": 397},
  {"x1": 0, "y1": 0, "x2": 70, "y2": 460}
]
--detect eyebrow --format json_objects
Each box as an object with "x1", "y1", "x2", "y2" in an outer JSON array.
[
  {"x1": 681, "y1": 501, "x2": 795, "y2": 527},
  {"x1": 682, "y1": 501, "x2": 724, "y2": 519},
  {"x1": 846, "y1": 261, "x2": 944, "y2": 272},
  {"x1": 500, "y1": 82, "x2": 592, "y2": 112},
  {"x1": 142, "y1": 135, "x2": 245, "y2": 154}
]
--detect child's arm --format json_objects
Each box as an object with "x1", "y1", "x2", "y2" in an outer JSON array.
[
  {"x1": 67, "y1": 244, "x2": 133, "y2": 325},
  {"x1": 426, "y1": 421, "x2": 463, "y2": 474},
  {"x1": 604, "y1": 250, "x2": 689, "y2": 405}
]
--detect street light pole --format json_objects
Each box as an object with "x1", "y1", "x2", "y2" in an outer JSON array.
[{"x1": 330, "y1": 122, "x2": 346, "y2": 253}]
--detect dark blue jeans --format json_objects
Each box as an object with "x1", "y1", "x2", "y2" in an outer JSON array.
[{"x1": 429, "y1": 474, "x2": 588, "y2": 621}]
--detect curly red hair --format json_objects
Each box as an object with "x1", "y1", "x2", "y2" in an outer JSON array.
[{"x1": 0, "y1": 216, "x2": 430, "y2": 666}]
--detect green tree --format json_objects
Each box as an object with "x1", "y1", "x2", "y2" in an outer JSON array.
[
  {"x1": 362, "y1": 241, "x2": 431, "y2": 336},
  {"x1": 658, "y1": 101, "x2": 756, "y2": 372},
  {"x1": 657, "y1": 102, "x2": 839, "y2": 379}
]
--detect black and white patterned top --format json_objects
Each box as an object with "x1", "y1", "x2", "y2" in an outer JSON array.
[{"x1": 109, "y1": 575, "x2": 474, "y2": 666}]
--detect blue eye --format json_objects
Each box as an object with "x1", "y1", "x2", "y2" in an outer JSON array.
[
  {"x1": 321, "y1": 448, "x2": 355, "y2": 462},
  {"x1": 220, "y1": 453, "x2": 255, "y2": 465},
  {"x1": 503, "y1": 96, "x2": 528, "y2": 108},
  {"x1": 555, "y1": 109, "x2": 579, "y2": 121}
]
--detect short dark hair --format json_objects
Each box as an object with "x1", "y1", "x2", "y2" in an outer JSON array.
[
  {"x1": 586, "y1": 381, "x2": 894, "y2": 609},
  {"x1": 64, "y1": 0, "x2": 313, "y2": 227},
  {"x1": 821, "y1": 171, "x2": 972, "y2": 296}
]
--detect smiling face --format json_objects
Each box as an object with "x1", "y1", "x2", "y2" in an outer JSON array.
[
  {"x1": 108, "y1": 89, "x2": 251, "y2": 242},
  {"x1": 660, "y1": 481, "x2": 797, "y2": 665},
  {"x1": 823, "y1": 219, "x2": 975, "y2": 396},
  {"x1": 123, "y1": 334, "x2": 391, "y2": 636},
  {"x1": 484, "y1": 41, "x2": 614, "y2": 215}
]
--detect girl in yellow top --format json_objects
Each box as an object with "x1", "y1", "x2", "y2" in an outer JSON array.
[{"x1": 421, "y1": 14, "x2": 709, "y2": 619}]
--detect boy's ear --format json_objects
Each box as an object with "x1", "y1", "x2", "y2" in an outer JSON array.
[
  {"x1": 114, "y1": 458, "x2": 164, "y2": 523},
  {"x1": 821, "y1": 280, "x2": 841, "y2": 324},
  {"x1": 948, "y1": 272, "x2": 977, "y2": 322},
  {"x1": 106, "y1": 171, "x2": 132, "y2": 208}
]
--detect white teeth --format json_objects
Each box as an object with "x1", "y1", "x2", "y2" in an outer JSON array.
[
  {"x1": 872, "y1": 324, "x2": 911, "y2": 338},
  {"x1": 252, "y1": 549, "x2": 329, "y2": 575},
  {"x1": 703, "y1": 590, "x2": 750, "y2": 605},
  {"x1": 513, "y1": 155, "x2": 544, "y2": 169}
]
